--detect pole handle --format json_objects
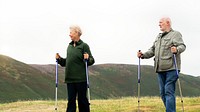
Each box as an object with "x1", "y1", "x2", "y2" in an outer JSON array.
[
  {"x1": 138, "y1": 50, "x2": 142, "y2": 59},
  {"x1": 84, "y1": 52, "x2": 89, "y2": 62}
]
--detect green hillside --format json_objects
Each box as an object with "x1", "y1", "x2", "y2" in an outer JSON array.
[
  {"x1": 0, "y1": 54, "x2": 200, "y2": 103},
  {"x1": 88, "y1": 64, "x2": 200, "y2": 98},
  {"x1": 0, "y1": 55, "x2": 66, "y2": 103}
]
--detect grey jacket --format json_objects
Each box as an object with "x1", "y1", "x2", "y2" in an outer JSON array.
[{"x1": 142, "y1": 29, "x2": 186, "y2": 73}]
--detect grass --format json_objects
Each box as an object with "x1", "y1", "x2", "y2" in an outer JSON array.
[{"x1": 0, "y1": 97, "x2": 200, "y2": 112}]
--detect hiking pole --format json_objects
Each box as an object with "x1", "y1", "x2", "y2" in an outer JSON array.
[
  {"x1": 173, "y1": 54, "x2": 184, "y2": 112},
  {"x1": 55, "y1": 60, "x2": 58, "y2": 111},
  {"x1": 85, "y1": 59, "x2": 91, "y2": 105},
  {"x1": 137, "y1": 50, "x2": 141, "y2": 112}
]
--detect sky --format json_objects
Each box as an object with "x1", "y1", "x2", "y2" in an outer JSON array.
[{"x1": 0, "y1": 0, "x2": 200, "y2": 76}]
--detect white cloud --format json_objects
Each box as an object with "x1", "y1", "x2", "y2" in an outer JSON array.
[{"x1": 0, "y1": 0, "x2": 200, "y2": 76}]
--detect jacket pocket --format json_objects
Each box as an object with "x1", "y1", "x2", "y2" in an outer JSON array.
[{"x1": 159, "y1": 56, "x2": 173, "y2": 70}]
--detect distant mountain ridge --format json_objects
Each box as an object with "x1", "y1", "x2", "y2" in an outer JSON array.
[
  {"x1": 0, "y1": 55, "x2": 67, "y2": 103},
  {"x1": 0, "y1": 54, "x2": 200, "y2": 103}
]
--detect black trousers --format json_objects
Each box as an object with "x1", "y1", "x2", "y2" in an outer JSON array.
[{"x1": 66, "y1": 82, "x2": 90, "y2": 112}]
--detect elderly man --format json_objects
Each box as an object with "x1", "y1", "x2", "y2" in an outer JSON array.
[
  {"x1": 56, "y1": 25, "x2": 95, "y2": 112},
  {"x1": 137, "y1": 17, "x2": 186, "y2": 112}
]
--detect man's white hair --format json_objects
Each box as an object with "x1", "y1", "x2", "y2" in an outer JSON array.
[
  {"x1": 69, "y1": 25, "x2": 82, "y2": 36},
  {"x1": 161, "y1": 17, "x2": 172, "y2": 26}
]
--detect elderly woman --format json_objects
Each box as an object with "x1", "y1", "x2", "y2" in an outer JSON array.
[{"x1": 56, "y1": 25, "x2": 95, "y2": 112}]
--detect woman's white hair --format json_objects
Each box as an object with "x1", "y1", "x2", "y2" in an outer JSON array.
[{"x1": 69, "y1": 25, "x2": 82, "y2": 36}]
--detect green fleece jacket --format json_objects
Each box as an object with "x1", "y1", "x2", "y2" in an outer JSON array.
[
  {"x1": 142, "y1": 29, "x2": 186, "y2": 72},
  {"x1": 57, "y1": 39, "x2": 95, "y2": 83}
]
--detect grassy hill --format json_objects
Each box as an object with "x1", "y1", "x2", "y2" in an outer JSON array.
[
  {"x1": 88, "y1": 64, "x2": 200, "y2": 98},
  {"x1": 0, "y1": 54, "x2": 200, "y2": 103},
  {"x1": 0, "y1": 97, "x2": 200, "y2": 112},
  {"x1": 0, "y1": 55, "x2": 66, "y2": 103}
]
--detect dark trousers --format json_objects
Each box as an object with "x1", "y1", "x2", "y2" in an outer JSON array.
[{"x1": 66, "y1": 82, "x2": 90, "y2": 112}]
